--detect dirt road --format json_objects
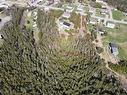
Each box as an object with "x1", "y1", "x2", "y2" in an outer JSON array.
[{"x1": 106, "y1": 63, "x2": 127, "y2": 92}]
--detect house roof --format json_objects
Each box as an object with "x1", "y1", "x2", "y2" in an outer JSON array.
[
  {"x1": 106, "y1": 22, "x2": 115, "y2": 28},
  {"x1": 90, "y1": 18, "x2": 97, "y2": 24},
  {"x1": 62, "y1": 12, "x2": 70, "y2": 18},
  {"x1": 109, "y1": 43, "x2": 119, "y2": 55},
  {"x1": 63, "y1": 22, "x2": 71, "y2": 27}
]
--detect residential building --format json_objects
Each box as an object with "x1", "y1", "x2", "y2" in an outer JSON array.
[
  {"x1": 59, "y1": 20, "x2": 74, "y2": 30},
  {"x1": 100, "y1": 8, "x2": 108, "y2": 15},
  {"x1": 106, "y1": 21, "x2": 115, "y2": 28},
  {"x1": 89, "y1": 18, "x2": 97, "y2": 25},
  {"x1": 62, "y1": 12, "x2": 70, "y2": 18},
  {"x1": 63, "y1": 22, "x2": 70, "y2": 27},
  {"x1": 89, "y1": 7, "x2": 94, "y2": 13},
  {"x1": 66, "y1": 6, "x2": 74, "y2": 13},
  {"x1": 109, "y1": 43, "x2": 119, "y2": 56},
  {"x1": 96, "y1": 0, "x2": 104, "y2": 3},
  {"x1": 0, "y1": 34, "x2": 2, "y2": 39}
]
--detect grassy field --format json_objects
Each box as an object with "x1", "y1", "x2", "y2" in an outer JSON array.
[
  {"x1": 103, "y1": 24, "x2": 127, "y2": 60},
  {"x1": 69, "y1": 12, "x2": 81, "y2": 29},
  {"x1": 49, "y1": 10, "x2": 63, "y2": 18},
  {"x1": 112, "y1": 10, "x2": 124, "y2": 20}
]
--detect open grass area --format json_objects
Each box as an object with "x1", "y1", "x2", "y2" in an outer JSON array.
[
  {"x1": 49, "y1": 10, "x2": 63, "y2": 18},
  {"x1": 59, "y1": 35, "x2": 76, "y2": 52},
  {"x1": 69, "y1": 12, "x2": 81, "y2": 29},
  {"x1": 112, "y1": 10, "x2": 124, "y2": 20},
  {"x1": 103, "y1": 24, "x2": 127, "y2": 60}
]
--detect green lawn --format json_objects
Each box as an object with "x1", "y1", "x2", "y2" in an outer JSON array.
[
  {"x1": 103, "y1": 24, "x2": 127, "y2": 60},
  {"x1": 69, "y1": 12, "x2": 81, "y2": 29},
  {"x1": 49, "y1": 10, "x2": 63, "y2": 18},
  {"x1": 112, "y1": 10, "x2": 124, "y2": 20}
]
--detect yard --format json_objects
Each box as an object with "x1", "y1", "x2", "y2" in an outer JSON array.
[
  {"x1": 103, "y1": 24, "x2": 127, "y2": 60},
  {"x1": 69, "y1": 12, "x2": 81, "y2": 29},
  {"x1": 49, "y1": 10, "x2": 63, "y2": 18},
  {"x1": 96, "y1": 9, "x2": 105, "y2": 17},
  {"x1": 112, "y1": 10, "x2": 124, "y2": 20}
]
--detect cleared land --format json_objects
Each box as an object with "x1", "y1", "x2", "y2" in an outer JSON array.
[
  {"x1": 103, "y1": 24, "x2": 127, "y2": 60},
  {"x1": 69, "y1": 12, "x2": 81, "y2": 29},
  {"x1": 112, "y1": 10, "x2": 124, "y2": 20}
]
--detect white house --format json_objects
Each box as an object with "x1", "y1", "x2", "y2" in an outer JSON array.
[
  {"x1": 66, "y1": 6, "x2": 74, "y2": 13},
  {"x1": 0, "y1": 34, "x2": 2, "y2": 39},
  {"x1": 100, "y1": 8, "x2": 108, "y2": 15},
  {"x1": 89, "y1": 7, "x2": 94, "y2": 13},
  {"x1": 96, "y1": 0, "x2": 104, "y2": 3},
  {"x1": 109, "y1": 43, "x2": 119, "y2": 56},
  {"x1": 0, "y1": 4, "x2": 8, "y2": 9},
  {"x1": 106, "y1": 21, "x2": 115, "y2": 28},
  {"x1": 90, "y1": 18, "x2": 97, "y2": 25},
  {"x1": 62, "y1": 12, "x2": 70, "y2": 18}
]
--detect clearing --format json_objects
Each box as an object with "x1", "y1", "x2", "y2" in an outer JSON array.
[
  {"x1": 103, "y1": 24, "x2": 127, "y2": 60},
  {"x1": 112, "y1": 10, "x2": 124, "y2": 20}
]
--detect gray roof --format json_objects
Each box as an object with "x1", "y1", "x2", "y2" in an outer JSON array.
[{"x1": 109, "y1": 43, "x2": 119, "y2": 55}]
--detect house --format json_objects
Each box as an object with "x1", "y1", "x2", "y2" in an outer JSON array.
[
  {"x1": 89, "y1": 18, "x2": 97, "y2": 25},
  {"x1": 66, "y1": 6, "x2": 74, "y2": 13},
  {"x1": 89, "y1": 7, "x2": 94, "y2": 13},
  {"x1": 59, "y1": 20, "x2": 73, "y2": 30},
  {"x1": 48, "y1": 0, "x2": 54, "y2": 5},
  {"x1": 0, "y1": 4, "x2": 8, "y2": 9},
  {"x1": 106, "y1": 21, "x2": 115, "y2": 28},
  {"x1": 77, "y1": 5, "x2": 84, "y2": 11},
  {"x1": 123, "y1": 12, "x2": 127, "y2": 16},
  {"x1": 28, "y1": 0, "x2": 41, "y2": 6},
  {"x1": 96, "y1": 0, "x2": 104, "y2": 3},
  {"x1": 109, "y1": 43, "x2": 119, "y2": 56},
  {"x1": 63, "y1": 22, "x2": 71, "y2": 27},
  {"x1": 76, "y1": 5, "x2": 85, "y2": 14},
  {"x1": 98, "y1": 29, "x2": 105, "y2": 35},
  {"x1": 0, "y1": 34, "x2": 2, "y2": 39},
  {"x1": 100, "y1": 8, "x2": 108, "y2": 15},
  {"x1": 62, "y1": 12, "x2": 70, "y2": 18}
]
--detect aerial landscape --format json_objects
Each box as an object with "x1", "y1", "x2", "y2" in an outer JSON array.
[{"x1": 0, "y1": 0, "x2": 127, "y2": 94}]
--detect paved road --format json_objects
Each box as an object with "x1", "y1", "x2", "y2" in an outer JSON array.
[
  {"x1": 91, "y1": 15, "x2": 127, "y2": 25},
  {"x1": 36, "y1": 4, "x2": 64, "y2": 11},
  {"x1": 2, "y1": 0, "x2": 127, "y2": 26},
  {"x1": 106, "y1": 63, "x2": 127, "y2": 92}
]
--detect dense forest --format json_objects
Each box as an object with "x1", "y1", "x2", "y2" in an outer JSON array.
[
  {"x1": 0, "y1": 6, "x2": 127, "y2": 95},
  {"x1": 103, "y1": 0, "x2": 127, "y2": 12}
]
